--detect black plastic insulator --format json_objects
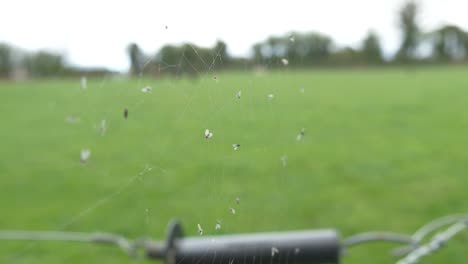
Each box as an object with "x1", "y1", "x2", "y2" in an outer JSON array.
[{"x1": 146, "y1": 220, "x2": 340, "y2": 264}]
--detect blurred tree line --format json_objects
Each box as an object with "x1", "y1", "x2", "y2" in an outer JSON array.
[
  {"x1": 127, "y1": 40, "x2": 231, "y2": 78},
  {"x1": 127, "y1": 1, "x2": 468, "y2": 77},
  {"x1": 1, "y1": 1, "x2": 468, "y2": 79},
  {"x1": 0, "y1": 45, "x2": 113, "y2": 80}
]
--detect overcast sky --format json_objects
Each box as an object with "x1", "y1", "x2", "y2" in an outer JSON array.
[{"x1": 1, "y1": 0, "x2": 467, "y2": 71}]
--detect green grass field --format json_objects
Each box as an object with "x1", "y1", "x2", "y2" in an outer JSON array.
[{"x1": 1, "y1": 66, "x2": 468, "y2": 264}]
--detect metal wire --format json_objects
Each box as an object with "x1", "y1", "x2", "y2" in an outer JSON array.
[
  {"x1": 396, "y1": 220, "x2": 467, "y2": 264},
  {"x1": 342, "y1": 232, "x2": 416, "y2": 248},
  {"x1": 412, "y1": 214, "x2": 468, "y2": 242},
  {"x1": 1, "y1": 214, "x2": 467, "y2": 263},
  {"x1": 342, "y1": 214, "x2": 468, "y2": 263},
  {"x1": 392, "y1": 214, "x2": 468, "y2": 257},
  {"x1": 0, "y1": 230, "x2": 136, "y2": 256}
]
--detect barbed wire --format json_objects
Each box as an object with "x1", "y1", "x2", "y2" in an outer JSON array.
[
  {"x1": 342, "y1": 232, "x2": 415, "y2": 248},
  {"x1": 392, "y1": 214, "x2": 468, "y2": 257},
  {"x1": 413, "y1": 214, "x2": 468, "y2": 241},
  {"x1": 395, "y1": 218, "x2": 468, "y2": 264},
  {"x1": 342, "y1": 214, "x2": 468, "y2": 264},
  {"x1": 0, "y1": 230, "x2": 142, "y2": 257},
  {"x1": 1, "y1": 214, "x2": 467, "y2": 263}
]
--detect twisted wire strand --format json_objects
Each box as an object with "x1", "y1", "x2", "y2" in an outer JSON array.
[
  {"x1": 342, "y1": 232, "x2": 415, "y2": 248},
  {"x1": 396, "y1": 220, "x2": 467, "y2": 264},
  {"x1": 392, "y1": 214, "x2": 468, "y2": 257},
  {"x1": 0, "y1": 230, "x2": 137, "y2": 256}
]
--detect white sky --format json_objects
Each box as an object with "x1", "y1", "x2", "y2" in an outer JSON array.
[{"x1": 1, "y1": 0, "x2": 467, "y2": 71}]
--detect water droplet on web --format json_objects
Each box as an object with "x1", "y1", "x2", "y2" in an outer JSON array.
[
  {"x1": 80, "y1": 149, "x2": 91, "y2": 164},
  {"x1": 271, "y1": 247, "x2": 279, "y2": 257},
  {"x1": 197, "y1": 224, "x2": 204, "y2": 235},
  {"x1": 299, "y1": 87, "x2": 305, "y2": 93},
  {"x1": 215, "y1": 220, "x2": 222, "y2": 230},
  {"x1": 80, "y1": 76, "x2": 87, "y2": 90},
  {"x1": 280, "y1": 155, "x2": 288, "y2": 167},
  {"x1": 289, "y1": 35, "x2": 295, "y2": 43},
  {"x1": 281, "y1": 58, "x2": 289, "y2": 66},
  {"x1": 145, "y1": 208, "x2": 150, "y2": 224},
  {"x1": 294, "y1": 248, "x2": 300, "y2": 254},
  {"x1": 205, "y1": 129, "x2": 214, "y2": 139},
  {"x1": 235, "y1": 197, "x2": 240, "y2": 205},
  {"x1": 229, "y1": 208, "x2": 236, "y2": 214},
  {"x1": 267, "y1": 94, "x2": 274, "y2": 100},
  {"x1": 296, "y1": 128, "x2": 305, "y2": 141},
  {"x1": 65, "y1": 116, "x2": 80, "y2": 124},
  {"x1": 141, "y1": 86, "x2": 152, "y2": 93},
  {"x1": 124, "y1": 108, "x2": 128, "y2": 119},
  {"x1": 139, "y1": 164, "x2": 152, "y2": 176},
  {"x1": 100, "y1": 119, "x2": 106, "y2": 136},
  {"x1": 232, "y1": 144, "x2": 240, "y2": 150},
  {"x1": 236, "y1": 90, "x2": 241, "y2": 99}
]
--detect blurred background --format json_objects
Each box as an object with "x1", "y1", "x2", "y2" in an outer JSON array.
[
  {"x1": 1, "y1": 0, "x2": 468, "y2": 263},
  {"x1": 1, "y1": 0, "x2": 468, "y2": 77}
]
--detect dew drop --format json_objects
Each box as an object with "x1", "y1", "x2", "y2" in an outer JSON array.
[
  {"x1": 197, "y1": 224, "x2": 204, "y2": 235},
  {"x1": 141, "y1": 86, "x2": 152, "y2": 93},
  {"x1": 296, "y1": 128, "x2": 305, "y2": 141},
  {"x1": 65, "y1": 116, "x2": 80, "y2": 124},
  {"x1": 100, "y1": 119, "x2": 106, "y2": 136},
  {"x1": 205, "y1": 129, "x2": 214, "y2": 139},
  {"x1": 80, "y1": 76, "x2": 87, "y2": 90},
  {"x1": 271, "y1": 247, "x2": 279, "y2": 257},
  {"x1": 215, "y1": 220, "x2": 222, "y2": 230},
  {"x1": 80, "y1": 149, "x2": 91, "y2": 164},
  {"x1": 280, "y1": 155, "x2": 288, "y2": 167}
]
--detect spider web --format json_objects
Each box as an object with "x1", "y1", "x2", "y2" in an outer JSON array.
[{"x1": 4, "y1": 24, "x2": 306, "y2": 264}]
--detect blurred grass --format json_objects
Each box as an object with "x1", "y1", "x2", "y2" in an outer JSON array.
[{"x1": 0, "y1": 66, "x2": 468, "y2": 263}]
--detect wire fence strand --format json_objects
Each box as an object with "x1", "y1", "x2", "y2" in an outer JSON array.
[
  {"x1": 0, "y1": 230, "x2": 135, "y2": 256},
  {"x1": 1, "y1": 214, "x2": 467, "y2": 263}
]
